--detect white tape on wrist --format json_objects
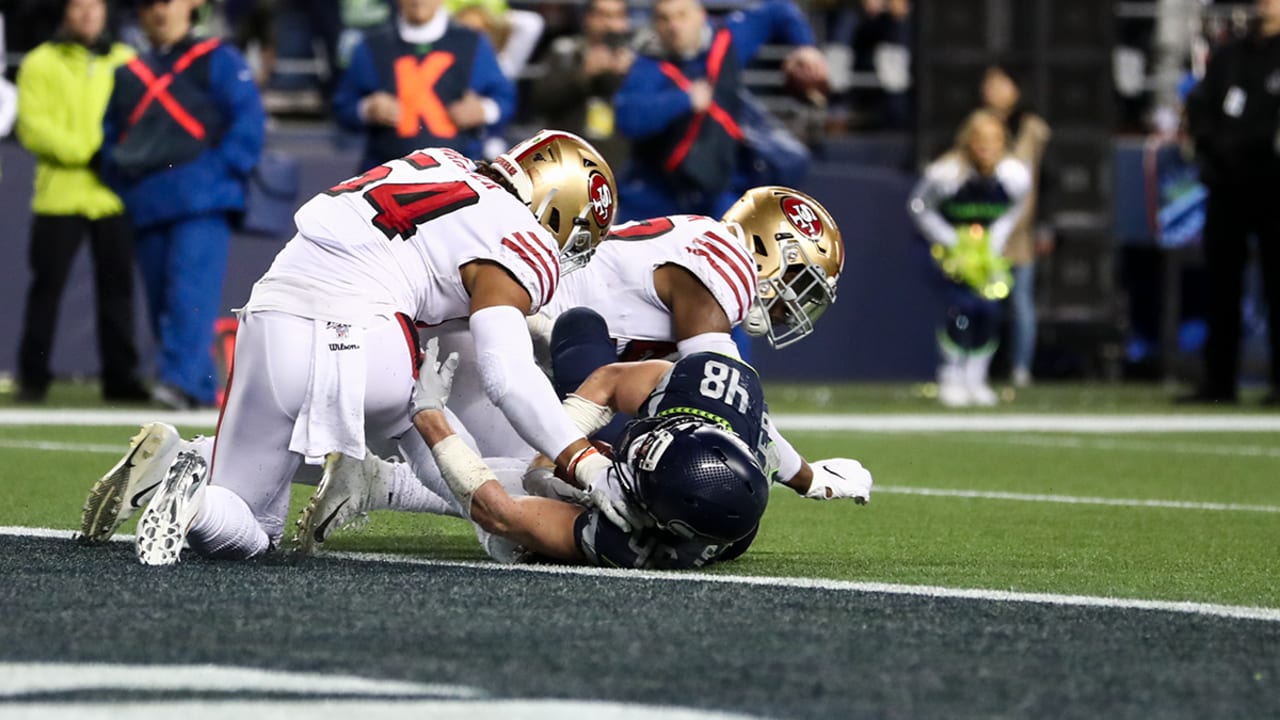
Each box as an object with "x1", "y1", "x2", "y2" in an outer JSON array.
[
  {"x1": 562, "y1": 394, "x2": 615, "y2": 436},
  {"x1": 431, "y1": 435, "x2": 497, "y2": 516},
  {"x1": 571, "y1": 449, "x2": 612, "y2": 490}
]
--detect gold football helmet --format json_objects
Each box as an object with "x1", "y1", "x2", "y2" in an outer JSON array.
[
  {"x1": 721, "y1": 186, "x2": 844, "y2": 348},
  {"x1": 491, "y1": 129, "x2": 617, "y2": 274}
]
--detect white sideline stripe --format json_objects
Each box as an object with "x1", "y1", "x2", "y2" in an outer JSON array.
[
  {"x1": 3, "y1": 409, "x2": 1280, "y2": 432},
  {"x1": 4, "y1": 526, "x2": 1278, "y2": 624},
  {"x1": 771, "y1": 413, "x2": 1280, "y2": 433},
  {"x1": 0, "y1": 662, "x2": 481, "y2": 700},
  {"x1": 0, "y1": 439, "x2": 125, "y2": 454},
  {"x1": 11, "y1": 439, "x2": 1276, "y2": 513},
  {"x1": 873, "y1": 486, "x2": 1280, "y2": 513},
  {"x1": 0, "y1": 409, "x2": 221, "y2": 427},
  {"x1": 4, "y1": 699, "x2": 760, "y2": 720},
  {"x1": 994, "y1": 434, "x2": 1280, "y2": 459},
  {"x1": 7, "y1": 434, "x2": 1280, "y2": 463}
]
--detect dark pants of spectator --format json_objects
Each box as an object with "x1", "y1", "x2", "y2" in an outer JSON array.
[
  {"x1": 18, "y1": 214, "x2": 141, "y2": 394},
  {"x1": 309, "y1": 0, "x2": 345, "y2": 102},
  {"x1": 942, "y1": 278, "x2": 1002, "y2": 352},
  {"x1": 135, "y1": 213, "x2": 232, "y2": 405},
  {"x1": 1201, "y1": 186, "x2": 1280, "y2": 396}
]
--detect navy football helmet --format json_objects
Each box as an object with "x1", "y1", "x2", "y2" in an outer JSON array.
[{"x1": 614, "y1": 416, "x2": 770, "y2": 544}]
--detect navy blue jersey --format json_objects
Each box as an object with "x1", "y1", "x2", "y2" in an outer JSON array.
[
  {"x1": 570, "y1": 352, "x2": 768, "y2": 570},
  {"x1": 637, "y1": 352, "x2": 769, "y2": 466}
]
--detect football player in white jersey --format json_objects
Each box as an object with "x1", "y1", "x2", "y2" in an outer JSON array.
[
  {"x1": 78, "y1": 130, "x2": 626, "y2": 566},
  {"x1": 294, "y1": 186, "x2": 875, "y2": 553},
  {"x1": 453, "y1": 186, "x2": 859, "y2": 494},
  {"x1": 434, "y1": 187, "x2": 843, "y2": 459}
]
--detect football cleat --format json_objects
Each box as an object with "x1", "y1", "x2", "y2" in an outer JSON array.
[
  {"x1": 135, "y1": 450, "x2": 209, "y2": 566},
  {"x1": 78, "y1": 422, "x2": 184, "y2": 545},
  {"x1": 293, "y1": 452, "x2": 393, "y2": 556}
]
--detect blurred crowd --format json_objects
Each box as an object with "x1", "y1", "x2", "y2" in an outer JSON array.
[
  {"x1": 1, "y1": 0, "x2": 917, "y2": 141},
  {"x1": 0, "y1": 0, "x2": 852, "y2": 407}
]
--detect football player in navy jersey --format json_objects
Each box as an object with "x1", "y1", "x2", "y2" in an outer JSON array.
[{"x1": 406, "y1": 345, "x2": 779, "y2": 568}]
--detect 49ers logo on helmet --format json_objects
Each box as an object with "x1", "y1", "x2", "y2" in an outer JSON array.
[
  {"x1": 781, "y1": 196, "x2": 822, "y2": 240},
  {"x1": 589, "y1": 171, "x2": 614, "y2": 228}
]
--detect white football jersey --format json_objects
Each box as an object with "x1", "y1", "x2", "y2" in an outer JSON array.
[
  {"x1": 544, "y1": 215, "x2": 757, "y2": 359},
  {"x1": 246, "y1": 148, "x2": 560, "y2": 325}
]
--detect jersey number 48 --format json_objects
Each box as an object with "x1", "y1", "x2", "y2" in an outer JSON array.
[{"x1": 699, "y1": 360, "x2": 750, "y2": 414}]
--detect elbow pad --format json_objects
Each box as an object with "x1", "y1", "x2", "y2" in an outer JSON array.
[
  {"x1": 471, "y1": 305, "x2": 583, "y2": 459},
  {"x1": 677, "y1": 332, "x2": 742, "y2": 359}
]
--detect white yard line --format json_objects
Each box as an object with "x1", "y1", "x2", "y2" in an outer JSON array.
[
  {"x1": 12, "y1": 439, "x2": 1278, "y2": 513},
  {"x1": 0, "y1": 662, "x2": 481, "y2": 700},
  {"x1": 987, "y1": 434, "x2": 1280, "y2": 458},
  {"x1": 0, "y1": 439, "x2": 127, "y2": 454},
  {"x1": 3, "y1": 526, "x2": 1278, "y2": 624},
  {"x1": 873, "y1": 486, "x2": 1280, "y2": 513},
  {"x1": 7, "y1": 433, "x2": 1280, "y2": 462},
  {"x1": 771, "y1": 414, "x2": 1280, "y2": 433},
  {"x1": 0, "y1": 409, "x2": 222, "y2": 427},
  {"x1": 3, "y1": 409, "x2": 1280, "y2": 433}
]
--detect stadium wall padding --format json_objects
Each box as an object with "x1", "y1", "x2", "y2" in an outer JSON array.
[{"x1": 0, "y1": 133, "x2": 1146, "y2": 383}]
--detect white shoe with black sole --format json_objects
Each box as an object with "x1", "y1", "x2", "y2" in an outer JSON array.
[
  {"x1": 135, "y1": 450, "x2": 209, "y2": 566},
  {"x1": 78, "y1": 422, "x2": 184, "y2": 545},
  {"x1": 293, "y1": 452, "x2": 391, "y2": 556}
]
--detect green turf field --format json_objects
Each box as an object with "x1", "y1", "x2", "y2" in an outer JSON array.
[{"x1": 3, "y1": 382, "x2": 1277, "y2": 610}]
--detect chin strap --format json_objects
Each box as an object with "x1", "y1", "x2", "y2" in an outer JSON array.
[{"x1": 743, "y1": 305, "x2": 770, "y2": 337}]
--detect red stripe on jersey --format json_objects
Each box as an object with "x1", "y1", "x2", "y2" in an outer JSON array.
[
  {"x1": 695, "y1": 232, "x2": 754, "y2": 318},
  {"x1": 502, "y1": 237, "x2": 549, "y2": 307},
  {"x1": 513, "y1": 231, "x2": 559, "y2": 302},
  {"x1": 691, "y1": 247, "x2": 746, "y2": 320},
  {"x1": 699, "y1": 230, "x2": 756, "y2": 297}
]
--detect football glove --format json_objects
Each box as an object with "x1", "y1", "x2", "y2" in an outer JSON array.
[
  {"x1": 523, "y1": 465, "x2": 589, "y2": 504},
  {"x1": 573, "y1": 449, "x2": 650, "y2": 532},
  {"x1": 805, "y1": 458, "x2": 873, "y2": 504},
  {"x1": 411, "y1": 337, "x2": 460, "y2": 417}
]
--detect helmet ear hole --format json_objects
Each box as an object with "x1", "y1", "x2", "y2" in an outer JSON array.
[
  {"x1": 548, "y1": 208, "x2": 562, "y2": 234},
  {"x1": 753, "y1": 235, "x2": 768, "y2": 258}
]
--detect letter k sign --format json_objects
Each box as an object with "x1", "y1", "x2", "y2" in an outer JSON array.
[{"x1": 395, "y1": 53, "x2": 458, "y2": 139}]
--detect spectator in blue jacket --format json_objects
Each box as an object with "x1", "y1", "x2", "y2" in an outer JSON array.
[
  {"x1": 333, "y1": 0, "x2": 515, "y2": 171},
  {"x1": 613, "y1": 0, "x2": 827, "y2": 221},
  {"x1": 101, "y1": 0, "x2": 265, "y2": 409}
]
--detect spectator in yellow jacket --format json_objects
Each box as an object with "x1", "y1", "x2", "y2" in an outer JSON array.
[{"x1": 15, "y1": 0, "x2": 148, "y2": 404}]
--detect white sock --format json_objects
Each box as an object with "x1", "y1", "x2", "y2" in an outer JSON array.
[
  {"x1": 965, "y1": 348, "x2": 996, "y2": 387},
  {"x1": 385, "y1": 460, "x2": 459, "y2": 516},
  {"x1": 187, "y1": 485, "x2": 270, "y2": 560}
]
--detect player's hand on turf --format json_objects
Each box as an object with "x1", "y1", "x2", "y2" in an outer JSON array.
[
  {"x1": 412, "y1": 337, "x2": 460, "y2": 417},
  {"x1": 805, "y1": 458, "x2": 872, "y2": 504}
]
